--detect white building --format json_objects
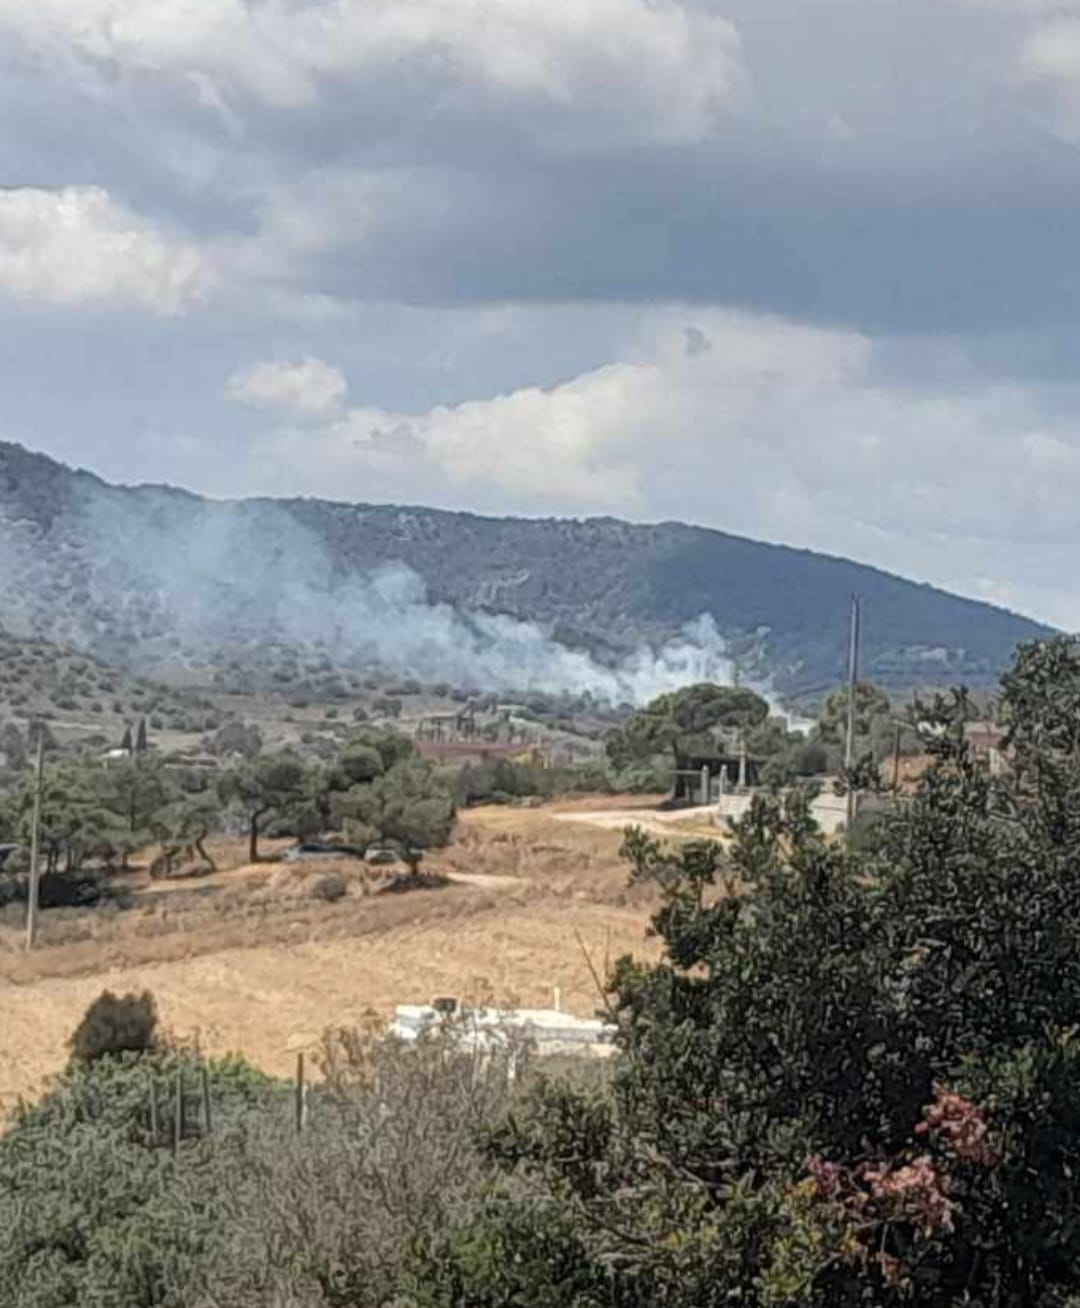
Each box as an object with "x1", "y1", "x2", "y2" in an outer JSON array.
[{"x1": 389, "y1": 1002, "x2": 616, "y2": 1058}]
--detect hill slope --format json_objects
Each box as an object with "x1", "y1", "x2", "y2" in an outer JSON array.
[{"x1": 0, "y1": 441, "x2": 1053, "y2": 698}]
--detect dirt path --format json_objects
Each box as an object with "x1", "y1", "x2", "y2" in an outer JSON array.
[{"x1": 551, "y1": 806, "x2": 720, "y2": 838}]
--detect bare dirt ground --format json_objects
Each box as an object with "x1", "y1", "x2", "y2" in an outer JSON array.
[
  {"x1": 0, "y1": 796, "x2": 696, "y2": 1110},
  {"x1": 551, "y1": 801, "x2": 723, "y2": 840}
]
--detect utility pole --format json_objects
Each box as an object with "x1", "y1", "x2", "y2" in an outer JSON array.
[
  {"x1": 25, "y1": 727, "x2": 45, "y2": 951},
  {"x1": 843, "y1": 594, "x2": 861, "y2": 829}
]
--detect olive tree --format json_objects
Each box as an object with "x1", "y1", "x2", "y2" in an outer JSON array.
[{"x1": 218, "y1": 751, "x2": 308, "y2": 863}]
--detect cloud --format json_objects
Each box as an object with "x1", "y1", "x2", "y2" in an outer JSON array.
[
  {"x1": 4, "y1": 0, "x2": 1080, "y2": 637},
  {"x1": 227, "y1": 356, "x2": 347, "y2": 421},
  {"x1": 260, "y1": 363, "x2": 647, "y2": 510},
  {"x1": 0, "y1": 186, "x2": 211, "y2": 313},
  {"x1": 1, "y1": 0, "x2": 1079, "y2": 335},
  {"x1": 0, "y1": 0, "x2": 748, "y2": 148},
  {"x1": 1019, "y1": 19, "x2": 1080, "y2": 107},
  {"x1": 233, "y1": 308, "x2": 1080, "y2": 627}
]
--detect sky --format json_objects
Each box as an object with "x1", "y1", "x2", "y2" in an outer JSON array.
[{"x1": 1, "y1": 0, "x2": 1079, "y2": 630}]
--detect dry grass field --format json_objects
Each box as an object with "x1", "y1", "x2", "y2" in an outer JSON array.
[{"x1": 0, "y1": 796, "x2": 700, "y2": 1111}]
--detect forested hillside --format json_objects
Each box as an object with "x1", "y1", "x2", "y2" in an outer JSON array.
[{"x1": 0, "y1": 441, "x2": 1051, "y2": 697}]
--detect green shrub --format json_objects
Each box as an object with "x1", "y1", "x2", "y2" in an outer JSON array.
[{"x1": 68, "y1": 990, "x2": 158, "y2": 1064}]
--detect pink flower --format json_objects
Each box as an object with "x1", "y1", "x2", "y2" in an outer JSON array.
[{"x1": 918, "y1": 1085, "x2": 996, "y2": 1166}]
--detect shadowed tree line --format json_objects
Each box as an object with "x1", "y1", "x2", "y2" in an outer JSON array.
[{"x1": 0, "y1": 727, "x2": 458, "y2": 885}]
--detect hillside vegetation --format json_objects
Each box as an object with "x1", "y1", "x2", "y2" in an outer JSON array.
[
  {"x1": 0, "y1": 441, "x2": 1051, "y2": 696},
  {"x1": 0, "y1": 632, "x2": 217, "y2": 746}
]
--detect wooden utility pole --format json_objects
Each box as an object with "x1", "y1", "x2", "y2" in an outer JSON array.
[
  {"x1": 843, "y1": 595, "x2": 861, "y2": 829},
  {"x1": 25, "y1": 729, "x2": 45, "y2": 951}
]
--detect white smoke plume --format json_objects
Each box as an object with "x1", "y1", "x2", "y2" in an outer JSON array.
[
  {"x1": 0, "y1": 479, "x2": 740, "y2": 707},
  {"x1": 303, "y1": 564, "x2": 735, "y2": 704}
]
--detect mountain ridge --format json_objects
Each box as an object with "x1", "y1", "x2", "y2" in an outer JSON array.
[{"x1": 0, "y1": 440, "x2": 1054, "y2": 699}]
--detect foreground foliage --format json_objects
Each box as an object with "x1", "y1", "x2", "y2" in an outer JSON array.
[
  {"x1": 416, "y1": 637, "x2": 1080, "y2": 1307},
  {"x1": 6, "y1": 637, "x2": 1080, "y2": 1306},
  {"x1": 0, "y1": 1020, "x2": 525, "y2": 1308}
]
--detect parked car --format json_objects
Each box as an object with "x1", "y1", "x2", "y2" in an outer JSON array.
[
  {"x1": 364, "y1": 845, "x2": 400, "y2": 866},
  {"x1": 282, "y1": 841, "x2": 365, "y2": 864}
]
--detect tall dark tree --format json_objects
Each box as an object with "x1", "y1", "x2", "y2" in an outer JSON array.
[{"x1": 606, "y1": 683, "x2": 770, "y2": 771}]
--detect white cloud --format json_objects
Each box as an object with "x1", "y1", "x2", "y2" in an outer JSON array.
[
  {"x1": 0, "y1": 0, "x2": 748, "y2": 147},
  {"x1": 0, "y1": 186, "x2": 211, "y2": 313},
  {"x1": 1009, "y1": 17, "x2": 1080, "y2": 140},
  {"x1": 236, "y1": 309, "x2": 1080, "y2": 626},
  {"x1": 227, "y1": 356, "x2": 347, "y2": 420},
  {"x1": 263, "y1": 367, "x2": 646, "y2": 509},
  {"x1": 1021, "y1": 18, "x2": 1080, "y2": 77}
]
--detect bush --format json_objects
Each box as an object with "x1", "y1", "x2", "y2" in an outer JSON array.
[
  {"x1": 210, "y1": 719, "x2": 263, "y2": 758},
  {"x1": 311, "y1": 871, "x2": 348, "y2": 902},
  {"x1": 68, "y1": 990, "x2": 158, "y2": 1064},
  {"x1": 39, "y1": 870, "x2": 106, "y2": 908},
  {"x1": 0, "y1": 1052, "x2": 281, "y2": 1308}
]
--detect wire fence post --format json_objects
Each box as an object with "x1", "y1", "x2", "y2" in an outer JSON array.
[
  {"x1": 149, "y1": 1078, "x2": 160, "y2": 1145},
  {"x1": 173, "y1": 1067, "x2": 183, "y2": 1155},
  {"x1": 295, "y1": 1052, "x2": 305, "y2": 1134},
  {"x1": 201, "y1": 1065, "x2": 212, "y2": 1137}
]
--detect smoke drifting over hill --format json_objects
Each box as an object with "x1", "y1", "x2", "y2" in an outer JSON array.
[
  {"x1": 0, "y1": 462, "x2": 733, "y2": 703},
  {"x1": 304, "y1": 563, "x2": 735, "y2": 703},
  {"x1": 0, "y1": 442, "x2": 1048, "y2": 700}
]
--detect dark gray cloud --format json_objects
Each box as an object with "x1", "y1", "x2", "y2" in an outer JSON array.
[{"x1": 0, "y1": 0, "x2": 1077, "y2": 628}]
